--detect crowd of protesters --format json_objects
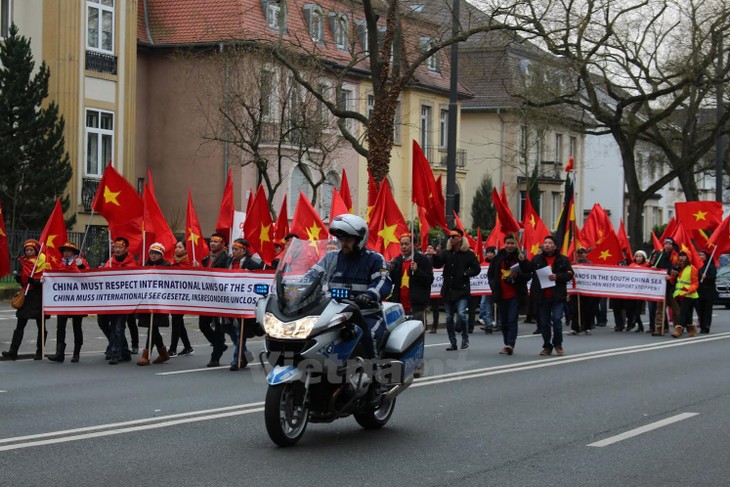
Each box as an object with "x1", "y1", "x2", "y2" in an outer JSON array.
[{"x1": 1, "y1": 229, "x2": 720, "y2": 366}]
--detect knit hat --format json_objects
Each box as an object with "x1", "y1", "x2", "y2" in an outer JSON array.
[
  {"x1": 634, "y1": 250, "x2": 647, "y2": 261},
  {"x1": 23, "y1": 239, "x2": 41, "y2": 252},
  {"x1": 149, "y1": 242, "x2": 165, "y2": 254}
]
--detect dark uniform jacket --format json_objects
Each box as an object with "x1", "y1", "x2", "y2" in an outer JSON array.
[
  {"x1": 432, "y1": 237, "x2": 481, "y2": 301},
  {"x1": 389, "y1": 251, "x2": 434, "y2": 310}
]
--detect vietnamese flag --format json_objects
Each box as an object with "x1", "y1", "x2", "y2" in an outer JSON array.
[
  {"x1": 273, "y1": 195, "x2": 289, "y2": 243},
  {"x1": 580, "y1": 203, "x2": 613, "y2": 249},
  {"x1": 417, "y1": 205, "x2": 430, "y2": 252},
  {"x1": 329, "y1": 187, "x2": 350, "y2": 220},
  {"x1": 38, "y1": 198, "x2": 68, "y2": 270},
  {"x1": 660, "y1": 217, "x2": 678, "y2": 242},
  {"x1": 185, "y1": 189, "x2": 209, "y2": 265},
  {"x1": 291, "y1": 191, "x2": 327, "y2": 243},
  {"x1": 143, "y1": 183, "x2": 176, "y2": 261},
  {"x1": 412, "y1": 140, "x2": 439, "y2": 210},
  {"x1": 368, "y1": 182, "x2": 409, "y2": 261},
  {"x1": 675, "y1": 201, "x2": 722, "y2": 230},
  {"x1": 592, "y1": 229, "x2": 623, "y2": 266},
  {"x1": 243, "y1": 185, "x2": 276, "y2": 266},
  {"x1": 0, "y1": 198, "x2": 9, "y2": 278},
  {"x1": 91, "y1": 163, "x2": 143, "y2": 257},
  {"x1": 670, "y1": 222, "x2": 703, "y2": 269},
  {"x1": 475, "y1": 228, "x2": 485, "y2": 264},
  {"x1": 617, "y1": 220, "x2": 632, "y2": 258},
  {"x1": 522, "y1": 196, "x2": 551, "y2": 259},
  {"x1": 707, "y1": 216, "x2": 730, "y2": 264},
  {"x1": 651, "y1": 231, "x2": 662, "y2": 252},
  {"x1": 340, "y1": 169, "x2": 353, "y2": 213},
  {"x1": 491, "y1": 188, "x2": 520, "y2": 235},
  {"x1": 366, "y1": 171, "x2": 378, "y2": 222},
  {"x1": 485, "y1": 218, "x2": 504, "y2": 251},
  {"x1": 453, "y1": 210, "x2": 476, "y2": 248},
  {"x1": 215, "y1": 168, "x2": 235, "y2": 241}
]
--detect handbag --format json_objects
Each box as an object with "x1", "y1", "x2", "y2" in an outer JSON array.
[{"x1": 11, "y1": 291, "x2": 25, "y2": 310}]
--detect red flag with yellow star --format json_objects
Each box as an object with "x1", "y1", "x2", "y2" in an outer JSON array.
[
  {"x1": 491, "y1": 188, "x2": 520, "y2": 235},
  {"x1": 617, "y1": 220, "x2": 632, "y2": 258},
  {"x1": 368, "y1": 182, "x2": 409, "y2": 261},
  {"x1": 273, "y1": 194, "x2": 289, "y2": 243},
  {"x1": 580, "y1": 203, "x2": 613, "y2": 249},
  {"x1": 91, "y1": 163, "x2": 143, "y2": 256},
  {"x1": 0, "y1": 198, "x2": 11, "y2": 278},
  {"x1": 340, "y1": 169, "x2": 353, "y2": 213},
  {"x1": 660, "y1": 217, "x2": 677, "y2": 242},
  {"x1": 475, "y1": 228, "x2": 485, "y2": 264},
  {"x1": 291, "y1": 191, "x2": 327, "y2": 243},
  {"x1": 38, "y1": 198, "x2": 68, "y2": 270},
  {"x1": 185, "y1": 189, "x2": 209, "y2": 265},
  {"x1": 329, "y1": 187, "x2": 350, "y2": 220},
  {"x1": 670, "y1": 222, "x2": 703, "y2": 269},
  {"x1": 417, "y1": 205, "x2": 430, "y2": 252},
  {"x1": 706, "y1": 215, "x2": 730, "y2": 263},
  {"x1": 675, "y1": 201, "x2": 722, "y2": 231},
  {"x1": 143, "y1": 183, "x2": 176, "y2": 261},
  {"x1": 215, "y1": 168, "x2": 235, "y2": 241},
  {"x1": 244, "y1": 185, "x2": 276, "y2": 266},
  {"x1": 522, "y1": 196, "x2": 551, "y2": 259},
  {"x1": 591, "y1": 229, "x2": 623, "y2": 265}
]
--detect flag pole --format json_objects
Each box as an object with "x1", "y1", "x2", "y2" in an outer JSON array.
[
  {"x1": 237, "y1": 317, "x2": 244, "y2": 369},
  {"x1": 701, "y1": 246, "x2": 719, "y2": 283},
  {"x1": 148, "y1": 312, "x2": 154, "y2": 359},
  {"x1": 78, "y1": 209, "x2": 96, "y2": 256}
]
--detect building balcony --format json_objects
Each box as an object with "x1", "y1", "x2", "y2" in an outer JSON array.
[
  {"x1": 423, "y1": 146, "x2": 466, "y2": 169},
  {"x1": 85, "y1": 50, "x2": 117, "y2": 75},
  {"x1": 81, "y1": 177, "x2": 101, "y2": 212}
]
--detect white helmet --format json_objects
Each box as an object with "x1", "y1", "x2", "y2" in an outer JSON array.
[{"x1": 329, "y1": 214, "x2": 368, "y2": 251}]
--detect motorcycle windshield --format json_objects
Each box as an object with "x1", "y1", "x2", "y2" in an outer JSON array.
[{"x1": 275, "y1": 238, "x2": 340, "y2": 314}]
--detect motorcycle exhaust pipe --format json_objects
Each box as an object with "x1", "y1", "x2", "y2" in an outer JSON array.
[{"x1": 383, "y1": 376, "x2": 414, "y2": 401}]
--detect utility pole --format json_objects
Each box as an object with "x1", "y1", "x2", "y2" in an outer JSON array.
[
  {"x1": 445, "y1": 0, "x2": 460, "y2": 228},
  {"x1": 716, "y1": 33, "x2": 726, "y2": 203}
]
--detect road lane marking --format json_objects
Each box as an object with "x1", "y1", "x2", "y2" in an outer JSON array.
[
  {"x1": 587, "y1": 413, "x2": 699, "y2": 447},
  {"x1": 0, "y1": 402, "x2": 264, "y2": 446},
  {"x1": 1, "y1": 332, "x2": 727, "y2": 451}
]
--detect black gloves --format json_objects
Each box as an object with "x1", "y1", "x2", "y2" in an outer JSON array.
[{"x1": 354, "y1": 293, "x2": 373, "y2": 307}]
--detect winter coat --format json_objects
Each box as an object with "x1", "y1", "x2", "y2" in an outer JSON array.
[
  {"x1": 432, "y1": 237, "x2": 481, "y2": 301},
  {"x1": 522, "y1": 251, "x2": 574, "y2": 303},
  {"x1": 487, "y1": 249, "x2": 529, "y2": 303},
  {"x1": 389, "y1": 251, "x2": 434, "y2": 310}
]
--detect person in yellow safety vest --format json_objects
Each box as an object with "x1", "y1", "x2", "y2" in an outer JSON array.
[{"x1": 669, "y1": 251, "x2": 699, "y2": 338}]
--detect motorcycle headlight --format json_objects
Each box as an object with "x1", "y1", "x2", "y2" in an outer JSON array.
[{"x1": 263, "y1": 313, "x2": 318, "y2": 339}]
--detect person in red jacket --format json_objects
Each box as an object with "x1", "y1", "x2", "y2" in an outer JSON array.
[
  {"x1": 104, "y1": 237, "x2": 137, "y2": 364},
  {"x1": 47, "y1": 242, "x2": 88, "y2": 363},
  {"x1": 169, "y1": 240, "x2": 194, "y2": 357}
]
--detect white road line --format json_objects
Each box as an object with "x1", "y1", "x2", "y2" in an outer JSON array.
[
  {"x1": 587, "y1": 413, "x2": 699, "y2": 447},
  {"x1": 1, "y1": 332, "x2": 727, "y2": 452},
  {"x1": 0, "y1": 402, "x2": 264, "y2": 446},
  {"x1": 0, "y1": 390, "x2": 6, "y2": 393}
]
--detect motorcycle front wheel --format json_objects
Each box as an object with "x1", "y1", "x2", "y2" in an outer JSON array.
[
  {"x1": 264, "y1": 382, "x2": 309, "y2": 447},
  {"x1": 354, "y1": 397, "x2": 396, "y2": 430}
]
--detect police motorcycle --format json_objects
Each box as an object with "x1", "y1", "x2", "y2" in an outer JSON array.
[{"x1": 254, "y1": 238, "x2": 425, "y2": 447}]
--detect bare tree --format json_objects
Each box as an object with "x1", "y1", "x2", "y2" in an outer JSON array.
[
  {"x1": 501, "y1": 0, "x2": 730, "y2": 243},
  {"x1": 192, "y1": 45, "x2": 344, "y2": 216}
]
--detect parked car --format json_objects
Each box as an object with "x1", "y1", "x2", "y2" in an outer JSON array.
[{"x1": 715, "y1": 265, "x2": 730, "y2": 309}]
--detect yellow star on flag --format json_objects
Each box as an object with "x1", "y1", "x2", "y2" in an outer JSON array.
[
  {"x1": 680, "y1": 243, "x2": 690, "y2": 253},
  {"x1": 531, "y1": 243, "x2": 540, "y2": 255},
  {"x1": 306, "y1": 223, "x2": 322, "y2": 242},
  {"x1": 599, "y1": 249, "x2": 612, "y2": 261},
  {"x1": 529, "y1": 214, "x2": 536, "y2": 229},
  {"x1": 259, "y1": 223, "x2": 271, "y2": 244},
  {"x1": 377, "y1": 222, "x2": 399, "y2": 249},
  {"x1": 46, "y1": 234, "x2": 58, "y2": 248},
  {"x1": 692, "y1": 210, "x2": 707, "y2": 221},
  {"x1": 187, "y1": 228, "x2": 200, "y2": 245},
  {"x1": 103, "y1": 185, "x2": 121, "y2": 206}
]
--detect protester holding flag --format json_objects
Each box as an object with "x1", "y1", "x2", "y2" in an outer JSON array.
[
  {"x1": 648, "y1": 238, "x2": 680, "y2": 336},
  {"x1": 198, "y1": 232, "x2": 230, "y2": 354},
  {"x1": 429, "y1": 228, "x2": 481, "y2": 351},
  {"x1": 104, "y1": 237, "x2": 137, "y2": 364},
  {"x1": 47, "y1": 242, "x2": 88, "y2": 363},
  {"x1": 2, "y1": 240, "x2": 48, "y2": 361},
  {"x1": 169, "y1": 240, "x2": 194, "y2": 357},
  {"x1": 225, "y1": 238, "x2": 264, "y2": 371},
  {"x1": 136, "y1": 243, "x2": 172, "y2": 366},
  {"x1": 694, "y1": 249, "x2": 717, "y2": 334},
  {"x1": 669, "y1": 251, "x2": 699, "y2": 338},
  {"x1": 388, "y1": 232, "x2": 434, "y2": 325},
  {"x1": 487, "y1": 235, "x2": 529, "y2": 355},
  {"x1": 522, "y1": 235, "x2": 574, "y2": 357}
]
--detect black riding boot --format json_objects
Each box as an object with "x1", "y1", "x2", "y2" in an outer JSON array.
[{"x1": 47, "y1": 343, "x2": 66, "y2": 363}]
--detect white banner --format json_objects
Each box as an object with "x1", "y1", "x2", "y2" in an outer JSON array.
[
  {"x1": 43, "y1": 268, "x2": 275, "y2": 317},
  {"x1": 430, "y1": 266, "x2": 491, "y2": 298},
  {"x1": 571, "y1": 264, "x2": 666, "y2": 301}
]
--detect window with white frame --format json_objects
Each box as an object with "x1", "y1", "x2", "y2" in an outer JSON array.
[
  {"x1": 554, "y1": 133, "x2": 563, "y2": 163},
  {"x1": 87, "y1": 0, "x2": 114, "y2": 53},
  {"x1": 266, "y1": 0, "x2": 282, "y2": 30},
  {"x1": 331, "y1": 14, "x2": 348, "y2": 50},
  {"x1": 551, "y1": 192, "x2": 561, "y2": 229},
  {"x1": 1, "y1": 0, "x2": 10, "y2": 39},
  {"x1": 420, "y1": 105, "x2": 432, "y2": 149},
  {"x1": 569, "y1": 135, "x2": 577, "y2": 158},
  {"x1": 85, "y1": 109, "x2": 114, "y2": 177},
  {"x1": 304, "y1": 5, "x2": 324, "y2": 42},
  {"x1": 337, "y1": 87, "x2": 353, "y2": 131},
  {"x1": 439, "y1": 108, "x2": 448, "y2": 149},
  {"x1": 289, "y1": 164, "x2": 314, "y2": 214},
  {"x1": 425, "y1": 42, "x2": 439, "y2": 72},
  {"x1": 260, "y1": 67, "x2": 278, "y2": 121}
]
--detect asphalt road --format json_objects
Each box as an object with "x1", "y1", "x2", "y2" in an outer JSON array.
[{"x1": 1, "y1": 303, "x2": 730, "y2": 486}]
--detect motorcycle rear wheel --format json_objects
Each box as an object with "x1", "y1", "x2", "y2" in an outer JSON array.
[
  {"x1": 265, "y1": 383, "x2": 309, "y2": 447},
  {"x1": 354, "y1": 397, "x2": 396, "y2": 430}
]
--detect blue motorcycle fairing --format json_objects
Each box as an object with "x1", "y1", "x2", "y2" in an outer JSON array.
[{"x1": 267, "y1": 365, "x2": 304, "y2": 385}]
